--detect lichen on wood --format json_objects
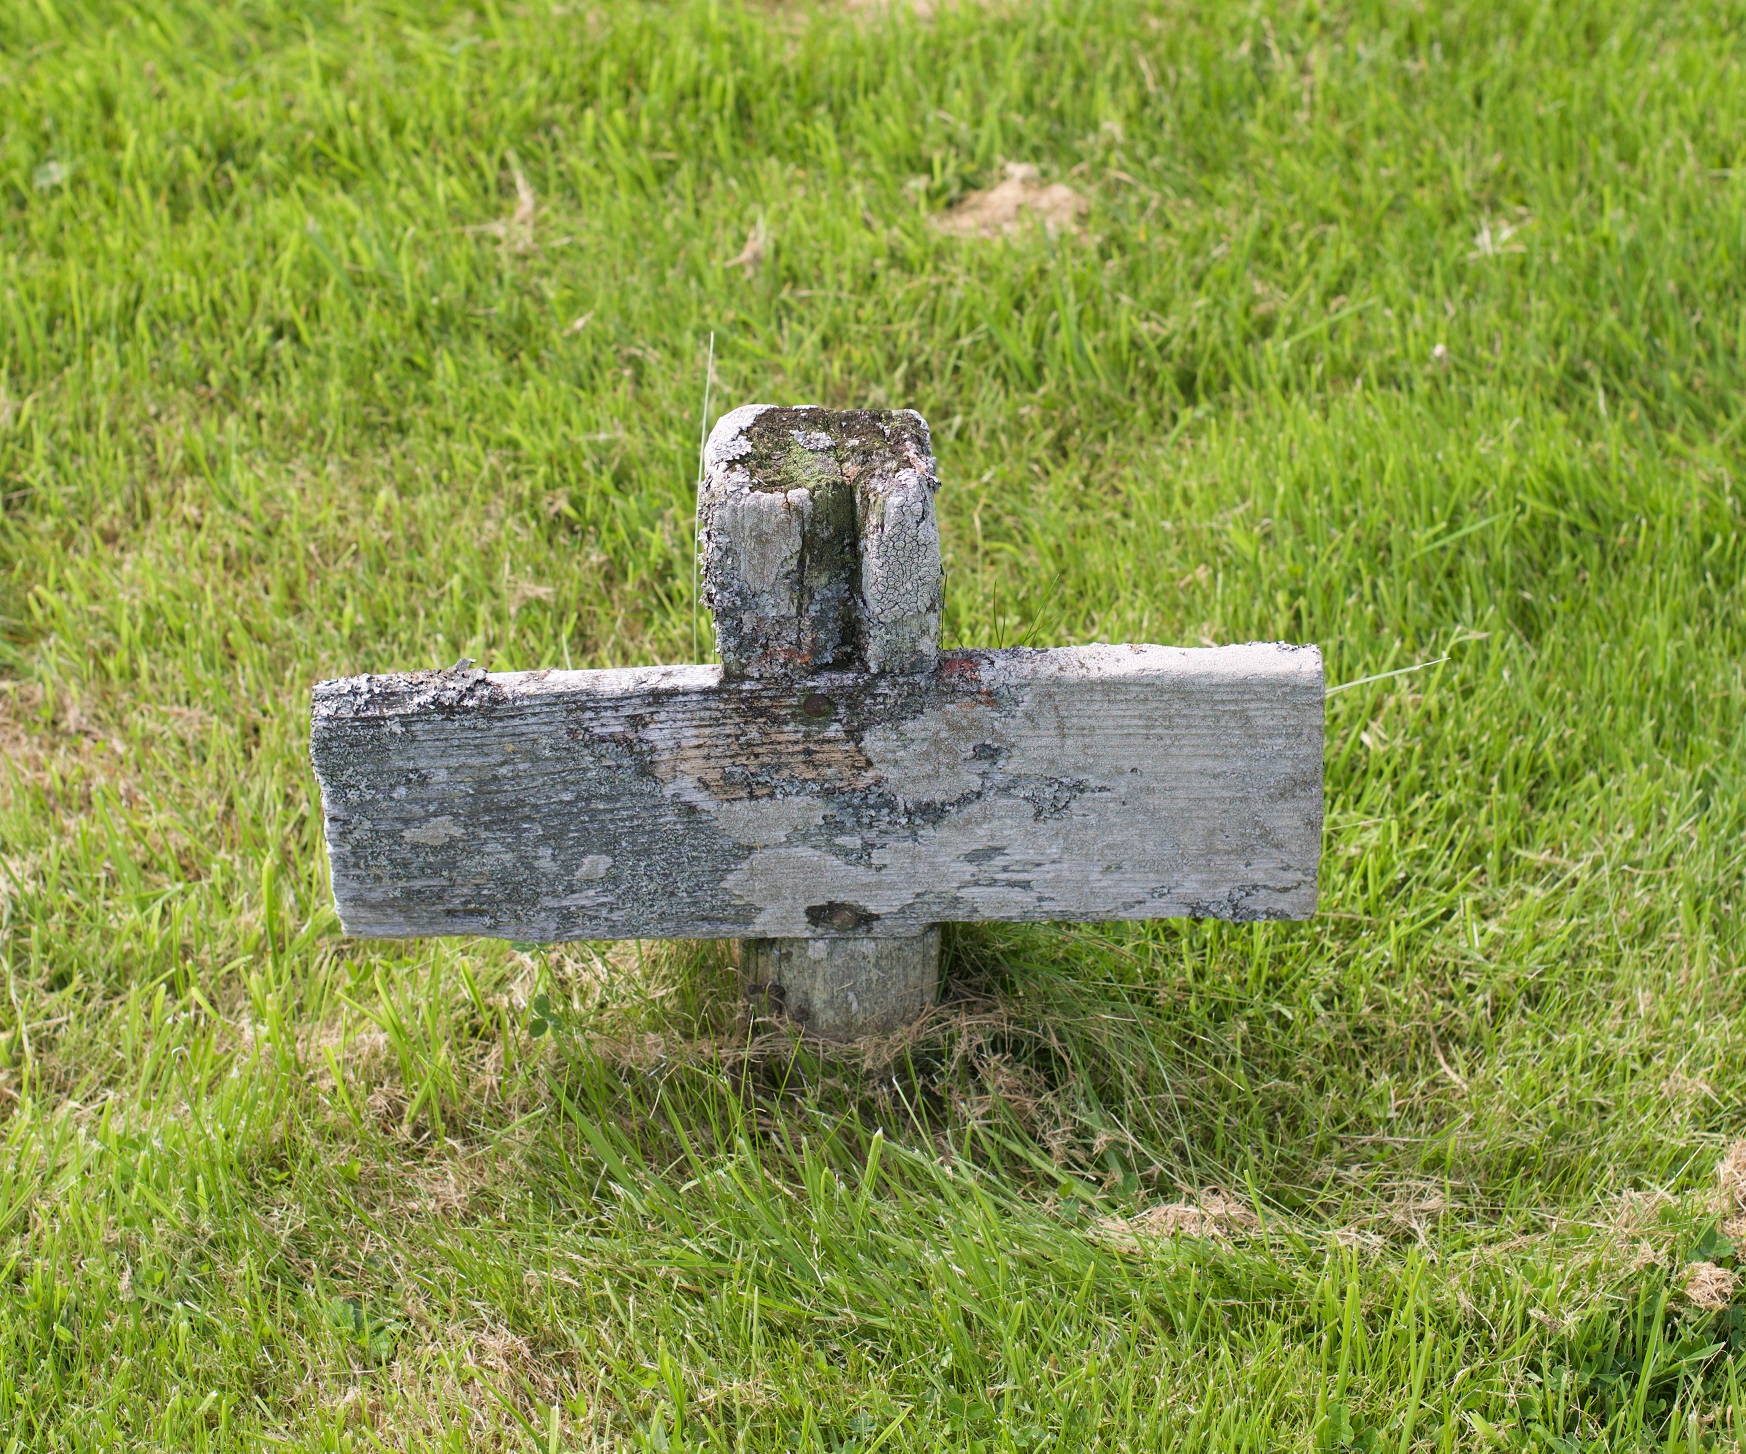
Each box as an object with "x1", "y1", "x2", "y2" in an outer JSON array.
[
  {"x1": 699, "y1": 405, "x2": 943, "y2": 679},
  {"x1": 308, "y1": 643, "x2": 1324, "y2": 943}
]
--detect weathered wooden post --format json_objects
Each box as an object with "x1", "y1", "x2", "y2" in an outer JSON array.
[
  {"x1": 699, "y1": 406, "x2": 946, "y2": 1035},
  {"x1": 309, "y1": 405, "x2": 1324, "y2": 1043}
]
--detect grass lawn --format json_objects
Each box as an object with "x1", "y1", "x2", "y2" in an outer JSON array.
[{"x1": 3, "y1": 0, "x2": 1746, "y2": 1446}]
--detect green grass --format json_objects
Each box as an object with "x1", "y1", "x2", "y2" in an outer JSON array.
[{"x1": 2, "y1": 0, "x2": 1745, "y2": 1446}]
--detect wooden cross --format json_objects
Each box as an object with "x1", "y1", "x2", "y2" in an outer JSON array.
[{"x1": 310, "y1": 407, "x2": 1323, "y2": 1038}]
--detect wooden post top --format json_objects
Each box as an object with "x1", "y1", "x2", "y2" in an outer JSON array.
[{"x1": 699, "y1": 406, "x2": 943, "y2": 679}]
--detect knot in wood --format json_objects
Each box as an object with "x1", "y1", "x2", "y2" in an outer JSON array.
[{"x1": 699, "y1": 405, "x2": 944, "y2": 680}]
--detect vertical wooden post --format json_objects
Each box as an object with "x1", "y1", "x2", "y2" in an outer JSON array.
[
  {"x1": 739, "y1": 929, "x2": 942, "y2": 1038},
  {"x1": 699, "y1": 405, "x2": 945, "y2": 1038}
]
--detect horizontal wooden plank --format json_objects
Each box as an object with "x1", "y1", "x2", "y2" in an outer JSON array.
[{"x1": 311, "y1": 643, "x2": 1323, "y2": 941}]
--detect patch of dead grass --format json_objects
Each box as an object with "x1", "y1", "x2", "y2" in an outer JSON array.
[
  {"x1": 1717, "y1": 1139, "x2": 1746, "y2": 1210},
  {"x1": 839, "y1": 0, "x2": 1017, "y2": 20},
  {"x1": 584, "y1": 1031, "x2": 672, "y2": 1070},
  {"x1": 1685, "y1": 1260, "x2": 1737, "y2": 1311},
  {"x1": 722, "y1": 216, "x2": 768, "y2": 274},
  {"x1": 842, "y1": 0, "x2": 939, "y2": 17},
  {"x1": 1094, "y1": 1189, "x2": 1258, "y2": 1250},
  {"x1": 0, "y1": 679, "x2": 215, "y2": 811},
  {"x1": 933, "y1": 163, "x2": 1087, "y2": 240},
  {"x1": 1662, "y1": 1070, "x2": 1718, "y2": 1104},
  {"x1": 465, "y1": 157, "x2": 539, "y2": 254},
  {"x1": 1713, "y1": 1138, "x2": 1746, "y2": 1247},
  {"x1": 0, "y1": 681, "x2": 86, "y2": 804}
]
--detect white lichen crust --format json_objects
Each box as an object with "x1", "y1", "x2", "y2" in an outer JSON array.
[{"x1": 699, "y1": 406, "x2": 942, "y2": 678}]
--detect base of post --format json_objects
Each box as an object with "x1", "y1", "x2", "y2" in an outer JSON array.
[{"x1": 739, "y1": 927, "x2": 941, "y2": 1039}]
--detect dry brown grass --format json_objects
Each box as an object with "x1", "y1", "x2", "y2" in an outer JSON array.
[
  {"x1": 465, "y1": 157, "x2": 539, "y2": 254},
  {"x1": 1717, "y1": 1139, "x2": 1746, "y2": 1211},
  {"x1": 933, "y1": 163, "x2": 1088, "y2": 240},
  {"x1": 1686, "y1": 1260, "x2": 1738, "y2": 1311},
  {"x1": 1093, "y1": 1189, "x2": 1259, "y2": 1250}
]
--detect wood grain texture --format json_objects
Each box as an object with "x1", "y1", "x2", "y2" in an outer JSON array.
[
  {"x1": 310, "y1": 642, "x2": 1324, "y2": 942},
  {"x1": 698, "y1": 405, "x2": 943, "y2": 678}
]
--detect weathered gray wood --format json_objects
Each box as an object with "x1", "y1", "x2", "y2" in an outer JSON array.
[
  {"x1": 741, "y1": 928, "x2": 942, "y2": 1037},
  {"x1": 310, "y1": 402, "x2": 1323, "y2": 1044},
  {"x1": 699, "y1": 406, "x2": 943, "y2": 679},
  {"x1": 699, "y1": 405, "x2": 947, "y2": 1031},
  {"x1": 309, "y1": 642, "x2": 1323, "y2": 942}
]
